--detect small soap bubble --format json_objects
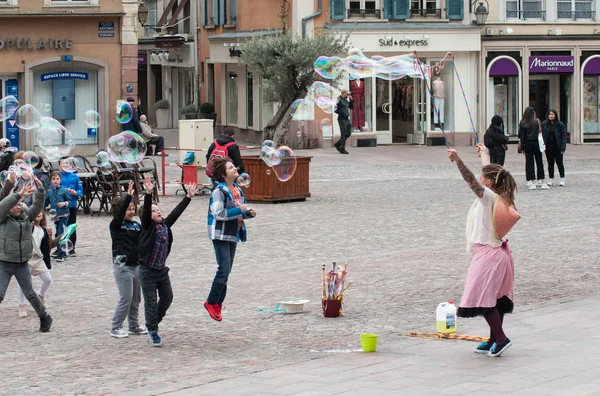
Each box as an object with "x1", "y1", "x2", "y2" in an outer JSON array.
[
  {"x1": 0, "y1": 95, "x2": 19, "y2": 122},
  {"x1": 236, "y1": 173, "x2": 251, "y2": 188},
  {"x1": 116, "y1": 102, "x2": 133, "y2": 124},
  {"x1": 23, "y1": 151, "x2": 40, "y2": 168},
  {"x1": 49, "y1": 209, "x2": 57, "y2": 218},
  {"x1": 59, "y1": 239, "x2": 74, "y2": 254},
  {"x1": 84, "y1": 110, "x2": 101, "y2": 128}
]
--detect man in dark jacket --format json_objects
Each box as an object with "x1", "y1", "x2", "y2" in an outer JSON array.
[
  {"x1": 334, "y1": 89, "x2": 353, "y2": 154},
  {"x1": 0, "y1": 138, "x2": 17, "y2": 172},
  {"x1": 206, "y1": 127, "x2": 245, "y2": 174},
  {"x1": 484, "y1": 115, "x2": 509, "y2": 166},
  {"x1": 121, "y1": 97, "x2": 142, "y2": 134}
]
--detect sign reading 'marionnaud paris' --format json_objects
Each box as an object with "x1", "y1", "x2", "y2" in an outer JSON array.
[
  {"x1": 529, "y1": 55, "x2": 574, "y2": 73},
  {"x1": 0, "y1": 38, "x2": 72, "y2": 50}
]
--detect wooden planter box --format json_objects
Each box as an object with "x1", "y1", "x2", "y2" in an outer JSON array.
[{"x1": 241, "y1": 155, "x2": 312, "y2": 202}]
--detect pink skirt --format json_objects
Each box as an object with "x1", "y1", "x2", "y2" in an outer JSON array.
[{"x1": 457, "y1": 242, "x2": 514, "y2": 318}]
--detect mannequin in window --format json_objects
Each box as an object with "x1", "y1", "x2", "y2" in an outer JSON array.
[
  {"x1": 432, "y1": 75, "x2": 445, "y2": 130},
  {"x1": 351, "y1": 78, "x2": 365, "y2": 131}
]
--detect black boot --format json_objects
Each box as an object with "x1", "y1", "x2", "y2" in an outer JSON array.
[
  {"x1": 40, "y1": 313, "x2": 53, "y2": 332},
  {"x1": 340, "y1": 148, "x2": 349, "y2": 154},
  {"x1": 334, "y1": 141, "x2": 341, "y2": 152}
]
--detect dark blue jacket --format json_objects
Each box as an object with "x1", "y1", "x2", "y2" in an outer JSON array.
[
  {"x1": 45, "y1": 186, "x2": 71, "y2": 217},
  {"x1": 541, "y1": 120, "x2": 567, "y2": 153}
]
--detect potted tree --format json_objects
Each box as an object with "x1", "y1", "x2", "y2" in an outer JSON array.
[
  {"x1": 181, "y1": 104, "x2": 198, "y2": 120},
  {"x1": 155, "y1": 99, "x2": 170, "y2": 129},
  {"x1": 199, "y1": 102, "x2": 217, "y2": 132}
]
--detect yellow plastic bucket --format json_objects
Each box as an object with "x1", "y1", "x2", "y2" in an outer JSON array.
[{"x1": 360, "y1": 334, "x2": 378, "y2": 352}]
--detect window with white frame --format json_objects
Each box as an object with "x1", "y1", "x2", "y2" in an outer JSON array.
[
  {"x1": 348, "y1": 0, "x2": 380, "y2": 18},
  {"x1": 411, "y1": 0, "x2": 440, "y2": 17},
  {"x1": 557, "y1": 0, "x2": 594, "y2": 19},
  {"x1": 227, "y1": 72, "x2": 238, "y2": 125},
  {"x1": 0, "y1": 0, "x2": 18, "y2": 5},
  {"x1": 144, "y1": 1, "x2": 158, "y2": 36},
  {"x1": 506, "y1": 0, "x2": 545, "y2": 19},
  {"x1": 47, "y1": 0, "x2": 98, "y2": 4}
]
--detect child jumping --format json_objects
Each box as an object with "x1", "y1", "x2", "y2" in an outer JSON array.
[
  {"x1": 204, "y1": 157, "x2": 256, "y2": 322},
  {"x1": 138, "y1": 177, "x2": 197, "y2": 346},
  {"x1": 0, "y1": 177, "x2": 53, "y2": 332},
  {"x1": 109, "y1": 182, "x2": 146, "y2": 338},
  {"x1": 448, "y1": 148, "x2": 517, "y2": 357},
  {"x1": 45, "y1": 171, "x2": 71, "y2": 262}
]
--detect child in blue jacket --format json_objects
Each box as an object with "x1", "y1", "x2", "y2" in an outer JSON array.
[
  {"x1": 46, "y1": 172, "x2": 71, "y2": 261},
  {"x1": 59, "y1": 158, "x2": 83, "y2": 257}
]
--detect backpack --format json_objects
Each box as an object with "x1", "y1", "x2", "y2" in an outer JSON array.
[{"x1": 206, "y1": 141, "x2": 235, "y2": 177}]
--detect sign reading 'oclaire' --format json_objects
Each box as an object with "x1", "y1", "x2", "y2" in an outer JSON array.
[{"x1": 0, "y1": 38, "x2": 73, "y2": 50}]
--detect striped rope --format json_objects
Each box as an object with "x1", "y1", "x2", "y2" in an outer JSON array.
[
  {"x1": 414, "y1": 51, "x2": 450, "y2": 149},
  {"x1": 400, "y1": 332, "x2": 489, "y2": 342},
  {"x1": 450, "y1": 55, "x2": 479, "y2": 144}
]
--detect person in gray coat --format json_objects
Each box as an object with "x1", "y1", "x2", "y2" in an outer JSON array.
[{"x1": 0, "y1": 176, "x2": 53, "y2": 332}]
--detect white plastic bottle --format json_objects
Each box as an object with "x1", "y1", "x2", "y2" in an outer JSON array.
[{"x1": 436, "y1": 301, "x2": 457, "y2": 334}]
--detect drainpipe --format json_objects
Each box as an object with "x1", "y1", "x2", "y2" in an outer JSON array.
[{"x1": 301, "y1": 0, "x2": 322, "y2": 39}]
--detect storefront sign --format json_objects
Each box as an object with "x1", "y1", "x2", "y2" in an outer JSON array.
[
  {"x1": 529, "y1": 56, "x2": 574, "y2": 73},
  {"x1": 0, "y1": 38, "x2": 72, "y2": 50},
  {"x1": 41, "y1": 72, "x2": 89, "y2": 81},
  {"x1": 98, "y1": 22, "x2": 115, "y2": 31},
  {"x1": 138, "y1": 54, "x2": 147, "y2": 64},
  {"x1": 4, "y1": 79, "x2": 19, "y2": 149},
  {"x1": 379, "y1": 36, "x2": 429, "y2": 48}
]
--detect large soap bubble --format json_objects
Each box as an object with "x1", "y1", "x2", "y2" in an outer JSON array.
[
  {"x1": 272, "y1": 146, "x2": 297, "y2": 182},
  {"x1": 106, "y1": 131, "x2": 147, "y2": 164},
  {"x1": 313, "y1": 56, "x2": 346, "y2": 80},
  {"x1": 116, "y1": 103, "x2": 133, "y2": 124},
  {"x1": 15, "y1": 104, "x2": 43, "y2": 130},
  {"x1": 35, "y1": 117, "x2": 75, "y2": 161},
  {"x1": 0, "y1": 95, "x2": 19, "y2": 122},
  {"x1": 289, "y1": 99, "x2": 313, "y2": 121}
]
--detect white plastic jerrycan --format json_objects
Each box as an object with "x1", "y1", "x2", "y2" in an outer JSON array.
[{"x1": 436, "y1": 301, "x2": 457, "y2": 334}]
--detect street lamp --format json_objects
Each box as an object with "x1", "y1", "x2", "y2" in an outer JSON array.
[
  {"x1": 470, "y1": 0, "x2": 489, "y2": 25},
  {"x1": 138, "y1": 1, "x2": 148, "y2": 26}
]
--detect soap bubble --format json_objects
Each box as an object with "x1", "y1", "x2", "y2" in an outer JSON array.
[
  {"x1": 60, "y1": 157, "x2": 78, "y2": 173},
  {"x1": 12, "y1": 159, "x2": 32, "y2": 178},
  {"x1": 0, "y1": 171, "x2": 8, "y2": 183},
  {"x1": 296, "y1": 131, "x2": 302, "y2": 137},
  {"x1": 116, "y1": 102, "x2": 133, "y2": 124},
  {"x1": 23, "y1": 151, "x2": 40, "y2": 168},
  {"x1": 313, "y1": 56, "x2": 346, "y2": 80},
  {"x1": 0, "y1": 95, "x2": 19, "y2": 122},
  {"x1": 106, "y1": 131, "x2": 147, "y2": 164},
  {"x1": 289, "y1": 99, "x2": 313, "y2": 121},
  {"x1": 236, "y1": 173, "x2": 251, "y2": 187},
  {"x1": 261, "y1": 146, "x2": 282, "y2": 167},
  {"x1": 15, "y1": 104, "x2": 43, "y2": 130},
  {"x1": 96, "y1": 150, "x2": 113, "y2": 174},
  {"x1": 59, "y1": 239, "x2": 74, "y2": 254},
  {"x1": 84, "y1": 110, "x2": 101, "y2": 128},
  {"x1": 272, "y1": 146, "x2": 297, "y2": 182},
  {"x1": 308, "y1": 81, "x2": 338, "y2": 114},
  {"x1": 36, "y1": 117, "x2": 75, "y2": 160},
  {"x1": 43, "y1": 104, "x2": 52, "y2": 113},
  {"x1": 49, "y1": 209, "x2": 57, "y2": 218}
]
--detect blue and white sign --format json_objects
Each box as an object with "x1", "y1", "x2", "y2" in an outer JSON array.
[
  {"x1": 41, "y1": 72, "x2": 88, "y2": 81},
  {"x1": 4, "y1": 79, "x2": 19, "y2": 148},
  {"x1": 87, "y1": 128, "x2": 97, "y2": 138},
  {"x1": 99, "y1": 21, "x2": 115, "y2": 31}
]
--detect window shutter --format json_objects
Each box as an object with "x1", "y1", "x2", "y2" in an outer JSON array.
[
  {"x1": 230, "y1": 0, "x2": 236, "y2": 25},
  {"x1": 384, "y1": 0, "x2": 393, "y2": 18},
  {"x1": 213, "y1": 0, "x2": 220, "y2": 25},
  {"x1": 330, "y1": 0, "x2": 346, "y2": 20},
  {"x1": 219, "y1": 0, "x2": 226, "y2": 25},
  {"x1": 393, "y1": 0, "x2": 410, "y2": 20},
  {"x1": 446, "y1": 0, "x2": 464, "y2": 20},
  {"x1": 202, "y1": 0, "x2": 207, "y2": 26}
]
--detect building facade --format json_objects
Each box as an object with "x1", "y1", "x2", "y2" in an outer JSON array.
[
  {"x1": 0, "y1": 0, "x2": 141, "y2": 153},
  {"x1": 480, "y1": 0, "x2": 600, "y2": 144}
]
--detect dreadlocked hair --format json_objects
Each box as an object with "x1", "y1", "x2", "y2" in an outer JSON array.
[{"x1": 482, "y1": 164, "x2": 517, "y2": 208}]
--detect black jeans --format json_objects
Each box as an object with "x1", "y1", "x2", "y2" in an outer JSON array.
[
  {"x1": 68, "y1": 207, "x2": 77, "y2": 249},
  {"x1": 335, "y1": 118, "x2": 352, "y2": 150},
  {"x1": 147, "y1": 136, "x2": 165, "y2": 154},
  {"x1": 207, "y1": 240, "x2": 237, "y2": 305},
  {"x1": 490, "y1": 151, "x2": 505, "y2": 166},
  {"x1": 139, "y1": 266, "x2": 173, "y2": 332},
  {"x1": 524, "y1": 139, "x2": 545, "y2": 181},
  {"x1": 545, "y1": 148, "x2": 565, "y2": 179}
]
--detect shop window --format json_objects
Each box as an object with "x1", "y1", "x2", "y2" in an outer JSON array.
[
  {"x1": 247, "y1": 72, "x2": 254, "y2": 128},
  {"x1": 144, "y1": 1, "x2": 159, "y2": 36},
  {"x1": 411, "y1": 0, "x2": 441, "y2": 17},
  {"x1": 429, "y1": 60, "x2": 454, "y2": 132},
  {"x1": 33, "y1": 69, "x2": 99, "y2": 145},
  {"x1": 202, "y1": 0, "x2": 217, "y2": 26},
  {"x1": 492, "y1": 77, "x2": 519, "y2": 136},
  {"x1": 583, "y1": 69, "x2": 600, "y2": 134},
  {"x1": 347, "y1": 0, "x2": 380, "y2": 18},
  {"x1": 227, "y1": 72, "x2": 238, "y2": 125},
  {"x1": 0, "y1": 0, "x2": 18, "y2": 7},
  {"x1": 506, "y1": 0, "x2": 546, "y2": 20},
  {"x1": 557, "y1": 0, "x2": 594, "y2": 20}
]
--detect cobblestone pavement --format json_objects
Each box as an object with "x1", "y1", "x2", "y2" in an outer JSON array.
[{"x1": 0, "y1": 143, "x2": 599, "y2": 395}]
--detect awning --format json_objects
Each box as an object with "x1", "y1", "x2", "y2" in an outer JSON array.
[
  {"x1": 489, "y1": 58, "x2": 519, "y2": 77},
  {"x1": 584, "y1": 58, "x2": 600, "y2": 75}
]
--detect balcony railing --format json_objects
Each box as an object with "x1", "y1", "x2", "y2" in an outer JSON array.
[
  {"x1": 410, "y1": 8, "x2": 442, "y2": 17},
  {"x1": 347, "y1": 8, "x2": 381, "y2": 18},
  {"x1": 557, "y1": 10, "x2": 595, "y2": 20},
  {"x1": 506, "y1": 10, "x2": 546, "y2": 20}
]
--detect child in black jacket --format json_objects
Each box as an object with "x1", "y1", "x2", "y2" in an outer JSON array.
[{"x1": 137, "y1": 177, "x2": 197, "y2": 346}]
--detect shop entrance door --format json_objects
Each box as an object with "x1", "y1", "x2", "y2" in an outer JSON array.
[
  {"x1": 375, "y1": 78, "x2": 392, "y2": 144},
  {"x1": 0, "y1": 76, "x2": 18, "y2": 140},
  {"x1": 529, "y1": 77, "x2": 550, "y2": 121},
  {"x1": 413, "y1": 77, "x2": 427, "y2": 144},
  {"x1": 391, "y1": 77, "x2": 416, "y2": 143}
]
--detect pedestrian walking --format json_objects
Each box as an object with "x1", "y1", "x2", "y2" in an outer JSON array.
[
  {"x1": 45, "y1": 172, "x2": 71, "y2": 262},
  {"x1": 334, "y1": 89, "x2": 353, "y2": 155},
  {"x1": 138, "y1": 177, "x2": 197, "y2": 346},
  {"x1": 484, "y1": 115, "x2": 509, "y2": 166},
  {"x1": 541, "y1": 109, "x2": 567, "y2": 187},
  {"x1": 448, "y1": 148, "x2": 517, "y2": 357},
  {"x1": 518, "y1": 107, "x2": 548, "y2": 190},
  {"x1": 0, "y1": 177, "x2": 53, "y2": 333},
  {"x1": 204, "y1": 157, "x2": 256, "y2": 322},
  {"x1": 109, "y1": 182, "x2": 146, "y2": 339}
]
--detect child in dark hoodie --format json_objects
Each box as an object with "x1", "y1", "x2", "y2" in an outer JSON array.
[
  {"x1": 137, "y1": 176, "x2": 197, "y2": 346},
  {"x1": 484, "y1": 115, "x2": 509, "y2": 166}
]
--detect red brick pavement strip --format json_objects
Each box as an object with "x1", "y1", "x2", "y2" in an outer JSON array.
[{"x1": 0, "y1": 145, "x2": 599, "y2": 394}]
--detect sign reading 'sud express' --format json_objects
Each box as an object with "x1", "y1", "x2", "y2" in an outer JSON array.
[
  {"x1": 379, "y1": 36, "x2": 429, "y2": 48},
  {"x1": 0, "y1": 38, "x2": 72, "y2": 50}
]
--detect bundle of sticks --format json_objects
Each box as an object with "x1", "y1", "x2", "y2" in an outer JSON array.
[{"x1": 322, "y1": 261, "x2": 353, "y2": 302}]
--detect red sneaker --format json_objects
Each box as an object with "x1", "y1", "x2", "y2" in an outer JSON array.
[
  {"x1": 217, "y1": 304, "x2": 223, "y2": 317},
  {"x1": 204, "y1": 301, "x2": 222, "y2": 321}
]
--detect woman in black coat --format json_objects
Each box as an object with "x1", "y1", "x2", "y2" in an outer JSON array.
[
  {"x1": 518, "y1": 107, "x2": 547, "y2": 190},
  {"x1": 541, "y1": 109, "x2": 567, "y2": 186},
  {"x1": 484, "y1": 115, "x2": 509, "y2": 166}
]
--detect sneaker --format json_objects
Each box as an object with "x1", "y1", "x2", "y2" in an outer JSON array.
[
  {"x1": 536, "y1": 180, "x2": 542, "y2": 187},
  {"x1": 69, "y1": 250, "x2": 77, "y2": 257},
  {"x1": 547, "y1": 179, "x2": 554, "y2": 186},
  {"x1": 541, "y1": 183, "x2": 550, "y2": 190},
  {"x1": 51, "y1": 252, "x2": 60, "y2": 259},
  {"x1": 204, "y1": 301, "x2": 222, "y2": 322},
  {"x1": 527, "y1": 180, "x2": 533, "y2": 187},
  {"x1": 474, "y1": 341, "x2": 493, "y2": 354},
  {"x1": 128, "y1": 326, "x2": 148, "y2": 335},
  {"x1": 38, "y1": 295, "x2": 47, "y2": 308},
  {"x1": 18, "y1": 304, "x2": 28, "y2": 318},
  {"x1": 110, "y1": 327, "x2": 129, "y2": 338},
  {"x1": 54, "y1": 257, "x2": 65, "y2": 262},
  {"x1": 333, "y1": 142, "x2": 341, "y2": 152},
  {"x1": 560, "y1": 178, "x2": 565, "y2": 186},
  {"x1": 156, "y1": 152, "x2": 169, "y2": 157},
  {"x1": 488, "y1": 338, "x2": 512, "y2": 357},
  {"x1": 39, "y1": 313, "x2": 53, "y2": 332},
  {"x1": 147, "y1": 331, "x2": 162, "y2": 346},
  {"x1": 528, "y1": 184, "x2": 537, "y2": 190}
]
